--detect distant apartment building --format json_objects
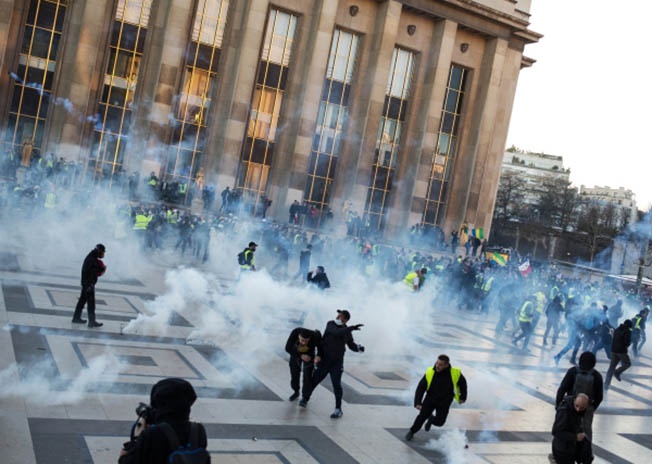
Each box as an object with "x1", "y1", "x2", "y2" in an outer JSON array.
[
  {"x1": 500, "y1": 148, "x2": 570, "y2": 206},
  {"x1": 579, "y1": 185, "x2": 637, "y2": 228}
]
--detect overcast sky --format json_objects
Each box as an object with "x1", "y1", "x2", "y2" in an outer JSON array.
[{"x1": 506, "y1": 0, "x2": 652, "y2": 211}]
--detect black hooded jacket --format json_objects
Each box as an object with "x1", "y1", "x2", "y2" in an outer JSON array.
[
  {"x1": 552, "y1": 395, "x2": 585, "y2": 455},
  {"x1": 119, "y1": 378, "x2": 208, "y2": 464},
  {"x1": 285, "y1": 328, "x2": 322, "y2": 360},
  {"x1": 611, "y1": 322, "x2": 632, "y2": 353},
  {"x1": 80, "y1": 248, "x2": 102, "y2": 287},
  {"x1": 320, "y1": 320, "x2": 360, "y2": 361},
  {"x1": 555, "y1": 353, "x2": 603, "y2": 409},
  {"x1": 307, "y1": 271, "x2": 330, "y2": 289}
]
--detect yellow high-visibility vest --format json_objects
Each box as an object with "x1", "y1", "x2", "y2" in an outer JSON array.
[{"x1": 425, "y1": 366, "x2": 463, "y2": 404}]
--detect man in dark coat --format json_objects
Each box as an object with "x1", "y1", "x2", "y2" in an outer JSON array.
[
  {"x1": 307, "y1": 265, "x2": 330, "y2": 289},
  {"x1": 605, "y1": 319, "x2": 633, "y2": 388},
  {"x1": 300, "y1": 309, "x2": 363, "y2": 418},
  {"x1": 555, "y1": 351, "x2": 603, "y2": 442},
  {"x1": 405, "y1": 354, "x2": 467, "y2": 441},
  {"x1": 631, "y1": 307, "x2": 649, "y2": 357},
  {"x1": 551, "y1": 393, "x2": 592, "y2": 464},
  {"x1": 72, "y1": 244, "x2": 106, "y2": 328},
  {"x1": 119, "y1": 378, "x2": 209, "y2": 463},
  {"x1": 292, "y1": 244, "x2": 312, "y2": 280},
  {"x1": 285, "y1": 328, "x2": 322, "y2": 401}
]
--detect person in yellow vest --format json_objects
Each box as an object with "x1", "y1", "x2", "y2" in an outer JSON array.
[
  {"x1": 405, "y1": 354, "x2": 467, "y2": 441},
  {"x1": 531, "y1": 288, "x2": 547, "y2": 331},
  {"x1": 132, "y1": 209, "x2": 152, "y2": 232},
  {"x1": 43, "y1": 188, "x2": 56, "y2": 209},
  {"x1": 403, "y1": 268, "x2": 428, "y2": 292},
  {"x1": 238, "y1": 241, "x2": 257, "y2": 271},
  {"x1": 513, "y1": 295, "x2": 536, "y2": 351},
  {"x1": 478, "y1": 270, "x2": 494, "y2": 313}
]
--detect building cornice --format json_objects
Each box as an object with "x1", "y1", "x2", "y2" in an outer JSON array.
[{"x1": 398, "y1": 0, "x2": 542, "y2": 44}]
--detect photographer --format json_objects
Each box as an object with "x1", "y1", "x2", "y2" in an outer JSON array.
[{"x1": 119, "y1": 377, "x2": 209, "y2": 463}]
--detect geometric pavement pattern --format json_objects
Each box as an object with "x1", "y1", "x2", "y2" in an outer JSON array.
[{"x1": 2, "y1": 248, "x2": 652, "y2": 463}]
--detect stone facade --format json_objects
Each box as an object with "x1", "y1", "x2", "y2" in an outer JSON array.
[{"x1": 0, "y1": 0, "x2": 540, "y2": 241}]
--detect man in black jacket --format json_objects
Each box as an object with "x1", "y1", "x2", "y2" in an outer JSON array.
[
  {"x1": 299, "y1": 309, "x2": 363, "y2": 418},
  {"x1": 119, "y1": 378, "x2": 209, "y2": 463},
  {"x1": 551, "y1": 393, "x2": 592, "y2": 464},
  {"x1": 285, "y1": 328, "x2": 322, "y2": 401},
  {"x1": 605, "y1": 319, "x2": 633, "y2": 388},
  {"x1": 555, "y1": 351, "x2": 603, "y2": 442},
  {"x1": 292, "y1": 244, "x2": 311, "y2": 280},
  {"x1": 72, "y1": 244, "x2": 106, "y2": 328},
  {"x1": 405, "y1": 354, "x2": 467, "y2": 441},
  {"x1": 307, "y1": 265, "x2": 330, "y2": 289}
]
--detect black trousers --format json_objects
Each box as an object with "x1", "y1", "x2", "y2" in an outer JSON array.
[
  {"x1": 605, "y1": 351, "x2": 631, "y2": 386},
  {"x1": 306, "y1": 358, "x2": 344, "y2": 408},
  {"x1": 289, "y1": 357, "x2": 314, "y2": 398},
  {"x1": 73, "y1": 285, "x2": 96, "y2": 322},
  {"x1": 409, "y1": 397, "x2": 452, "y2": 433},
  {"x1": 552, "y1": 437, "x2": 593, "y2": 464}
]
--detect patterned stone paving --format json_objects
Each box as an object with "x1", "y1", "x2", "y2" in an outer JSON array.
[{"x1": 1, "y1": 244, "x2": 652, "y2": 464}]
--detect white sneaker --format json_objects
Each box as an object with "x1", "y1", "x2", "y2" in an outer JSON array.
[{"x1": 330, "y1": 408, "x2": 343, "y2": 419}]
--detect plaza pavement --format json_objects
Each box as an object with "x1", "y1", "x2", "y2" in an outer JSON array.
[{"x1": 1, "y1": 236, "x2": 651, "y2": 464}]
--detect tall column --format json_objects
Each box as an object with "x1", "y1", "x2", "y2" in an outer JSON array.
[
  {"x1": 385, "y1": 18, "x2": 456, "y2": 239},
  {"x1": 202, "y1": 0, "x2": 268, "y2": 189},
  {"x1": 444, "y1": 37, "x2": 510, "y2": 236},
  {"x1": 329, "y1": 0, "x2": 401, "y2": 221},
  {"x1": 127, "y1": 0, "x2": 194, "y2": 174},
  {"x1": 467, "y1": 43, "x2": 523, "y2": 236},
  {"x1": 43, "y1": 0, "x2": 114, "y2": 162},
  {"x1": 0, "y1": 0, "x2": 28, "y2": 136},
  {"x1": 266, "y1": 0, "x2": 338, "y2": 219}
]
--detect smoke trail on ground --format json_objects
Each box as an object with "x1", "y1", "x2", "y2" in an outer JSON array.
[
  {"x1": 0, "y1": 352, "x2": 119, "y2": 405},
  {"x1": 424, "y1": 428, "x2": 469, "y2": 463}
]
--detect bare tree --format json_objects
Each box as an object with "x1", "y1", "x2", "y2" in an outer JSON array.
[
  {"x1": 535, "y1": 176, "x2": 578, "y2": 229},
  {"x1": 493, "y1": 170, "x2": 527, "y2": 226}
]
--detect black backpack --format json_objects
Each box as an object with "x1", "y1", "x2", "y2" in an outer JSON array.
[
  {"x1": 237, "y1": 250, "x2": 246, "y2": 265},
  {"x1": 573, "y1": 368, "x2": 595, "y2": 398},
  {"x1": 158, "y1": 422, "x2": 210, "y2": 464}
]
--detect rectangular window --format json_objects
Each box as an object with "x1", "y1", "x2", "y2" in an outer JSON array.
[
  {"x1": 302, "y1": 28, "x2": 359, "y2": 227},
  {"x1": 422, "y1": 64, "x2": 468, "y2": 226},
  {"x1": 90, "y1": 0, "x2": 152, "y2": 185},
  {"x1": 237, "y1": 8, "x2": 297, "y2": 215},
  {"x1": 364, "y1": 47, "x2": 415, "y2": 230},
  {"x1": 6, "y1": 0, "x2": 67, "y2": 162},
  {"x1": 165, "y1": 0, "x2": 229, "y2": 201}
]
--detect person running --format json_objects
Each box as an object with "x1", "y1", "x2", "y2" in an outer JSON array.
[
  {"x1": 299, "y1": 310, "x2": 364, "y2": 419},
  {"x1": 405, "y1": 354, "x2": 467, "y2": 441},
  {"x1": 284, "y1": 327, "x2": 322, "y2": 402},
  {"x1": 605, "y1": 319, "x2": 633, "y2": 388}
]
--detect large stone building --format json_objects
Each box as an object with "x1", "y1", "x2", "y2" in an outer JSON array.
[{"x1": 0, "y1": 0, "x2": 540, "y2": 240}]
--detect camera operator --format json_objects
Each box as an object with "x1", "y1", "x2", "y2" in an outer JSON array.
[{"x1": 119, "y1": 377, "x2": 209, "y2": 463}]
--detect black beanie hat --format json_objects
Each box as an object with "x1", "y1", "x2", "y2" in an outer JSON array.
[
  {"x1": 150, "y1": 377, "x2": 197, "y2": 410},
  {"x1": 578, "y1": 351, "x2": 596, "y2": 370}
]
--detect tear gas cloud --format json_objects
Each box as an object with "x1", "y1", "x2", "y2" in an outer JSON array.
[
  {"x1": 1, "y1": 176, "x2": 649, "y2": 413},
  {"x1": 0, "y1": 352, "x2": 119, "y2": 406},
  {"x1": 424, "y1": 429, "x2": 469, "y2": 463},
  {"x1": 1, "y1": 85, "x2": 649, "y2": 431}
]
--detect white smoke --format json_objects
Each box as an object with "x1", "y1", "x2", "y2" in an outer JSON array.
[
  {"x1": 0, "y1": 353, "x2": 119, "y2": 405},
  {"x1": 423, "y1": 428, "x2": 469, "y2": 463}
]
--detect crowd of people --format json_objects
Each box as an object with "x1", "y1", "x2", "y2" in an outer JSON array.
[{"x1": 3, "y1": 157, "x2": 651, "y2": 463}]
